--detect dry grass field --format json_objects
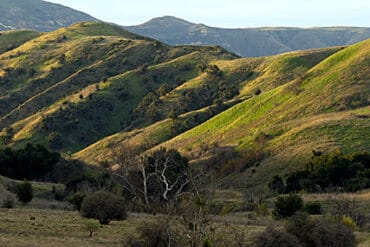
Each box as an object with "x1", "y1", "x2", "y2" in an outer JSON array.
[{"x1": 0, "y1": 205, "x2": 368, "y2": 247}]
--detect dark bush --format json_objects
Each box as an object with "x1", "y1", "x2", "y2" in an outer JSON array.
[
  {"x1": 124, "y1": 218, "x2": 171, "y2": 247},
  {"x1": 304, "y1": 201, "x2": 322, "y2": 215},
  {"x1": 16, "y1": 181, "x2": 33, "y2": 205},
  {"x1": 80, "y1": 191, "x2": 127, "y2": 225},
  {"x1": 254, "y1": 88, "x2": 262, "y2": 96},
  {"x1": 269, "y1": 175, "x2": 285, "y2": 194},
  {"x1": 273, "y1": 194, "x2": 303, "y2": 218},
  {"x1": 254, "y1": 227, "x2": 302, "y2": 247},
  {"x1": 52, "y1": 186, "x2": 65, "y2": 201},
  {"x1": 286, "y1": 213, "x2": 355, "y2": 247}
]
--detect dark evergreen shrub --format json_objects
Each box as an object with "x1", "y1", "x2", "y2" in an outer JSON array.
[
  {"x1": 273, "y1": 194, "x2": 303, "y2": 218},
  {"x1": 80, "y1": 191, "x2": 127, "y2": 225},
  {"x1": 16, "y1": 181, "x2": 33, "y2": 205}
]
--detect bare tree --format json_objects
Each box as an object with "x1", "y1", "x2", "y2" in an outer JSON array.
[{"x1": 110, "y1": 145, "x2": 192, "y2": 212}]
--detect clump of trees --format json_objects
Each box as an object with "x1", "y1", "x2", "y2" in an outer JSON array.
[
  {"x1": 0, "y1": 143, "x2": 60, "y2": 180},
  {"x1": 269, "y1": 151, "x2": 370, "y2": 194},
  {"x1": 80, "y1": 190, "x2": 127, "y2": 225}
]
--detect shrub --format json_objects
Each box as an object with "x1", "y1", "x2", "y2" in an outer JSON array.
[
  {"x1": 80, "y1": 191, "x2": 127, "y2": 225},
  {"x1": 273, "y1": 194, "x2": 303, "y2": 218},
  {"x1": 303, "y1": 201, "x2": 322, "y2": 215},
  {"x1": 48, "y1": 132, "x2": 62, "y2": 149},
  {"x1": 286, "y1": 213, "x2": 356, "y2": 247},
  {"x1": 254, "y1": 88, "x2": 262, "y2": 96},
  {"x1": 2, "y1": 196, "x2": 15, "y2": 208},
  {"x1": 254, "y1": 227, "x2": 302, "y2": 247},
  {"x1": 53, "y1": 186, "x2": 65, "y2": 201},
  {"x1": 16, "y1": 181, "x2": 33, "y2": 205},
  {"x1": 123, "y1": 218, "x2": 171, "y2": 247},
  {"x1": 341, "y1": 216, "x2": 357, "y2": 230},
  {"x1": 268, "y1": 175, "x2": 285, "y2": 194},
  {"x1": 69, "y1": 192, "x2": 86, "y2": 211},
  {"x1": 256, "y1": 203, "x2": 270, "y2": 216}
]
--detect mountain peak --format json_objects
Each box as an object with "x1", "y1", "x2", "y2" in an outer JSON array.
[{"x1": 145, "y1": 16, "x2": 193, "y2": 26}]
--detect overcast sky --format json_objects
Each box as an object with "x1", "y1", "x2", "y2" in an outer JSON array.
[{"x1": 47, "y1": 0, "x2": 370, "y2": 28}]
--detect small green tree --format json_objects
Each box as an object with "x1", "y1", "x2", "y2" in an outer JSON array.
[
  {"x1": 84, "y1": 221, "x2": 100, "y2": 237},
  {"x1": 16, "y1": 181, "x2": 33, "y2": 205},
  {"x1": 69, "y1": 192, "x2": 86, "y2": 211},
  {"x1": 80, "y1": 191, "x2": 127, "y2": 225},
  {"x1": 273, "y1": 194, "x2": 303, "y2": 218}
]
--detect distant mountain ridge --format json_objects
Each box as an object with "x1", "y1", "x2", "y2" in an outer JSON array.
[
  {"x1": 125, "y1": 16, "x2": 370, "y2": 57},
  {"x1": 0, "y1": 0, "x2": 98, "y2": 32}
]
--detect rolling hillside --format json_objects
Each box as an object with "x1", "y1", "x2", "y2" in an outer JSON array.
[
  {"x1": 126, "y1": 16, "x2": 370, "y2": 57},
  {"x1": 0, "y1": 22, "x2": 369, "y2": 190},
  {"x1": 0, "y1": 0, "x2": 98, "y2": 31},
  {"x1": 0, "y1": 21, "x2": 238, "y2": 153},
  {"x1": 75, "y1": 39, "x2": 370, "y2": 188}
]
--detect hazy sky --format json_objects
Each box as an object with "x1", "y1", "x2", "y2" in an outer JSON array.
[{"x1": 47, "y1": 0, "x2": 370, "y2": 27}]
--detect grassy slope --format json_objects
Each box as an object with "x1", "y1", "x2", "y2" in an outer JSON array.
[
  {"x1": 0, "y1": 30, "x2": 40, "y2": 54},
  {"x1": 73, "y1": 48, "x2": 341, "y2": 164},
  {"x1": 154, "y1": 39, "x2": 370, "y2": 188},
  {"x1": 0, "y1": 22, "x2": 152, "y2": 124},
  {"x1": 0, "y1": 22, "x2": 239, "y2": 152}
]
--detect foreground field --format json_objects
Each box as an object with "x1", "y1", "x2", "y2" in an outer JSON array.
[
  {"x1": 0, "y1": 208, "x2": 137, "y2": 247},
  {"x1": 0, "y1": 206, "x2": 369, "y2": 247},
  {"x1": 0, "y1": 208, "x2": 265, "y2": 247}
]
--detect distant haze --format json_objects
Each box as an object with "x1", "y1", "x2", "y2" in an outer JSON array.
[{"x1": 47, "y1": 0, "x2": 370, "y2": 28}]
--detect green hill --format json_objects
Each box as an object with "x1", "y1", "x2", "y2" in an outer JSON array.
[
  {"x1": 72, "y1": 46, "x2": 344, "y2": 165},
  {"x1": 157, "y1": 39, "x2": 370, "y2": 188},
  {"x1": 0, "y1": 22, "x2": 238, "y2": 153}
]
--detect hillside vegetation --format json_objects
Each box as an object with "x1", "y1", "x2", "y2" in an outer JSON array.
[{"x1": 0, "y1": 22, "x2": 369, "y2": 190}]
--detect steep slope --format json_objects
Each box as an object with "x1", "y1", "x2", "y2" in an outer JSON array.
[
  {"x1": 126, "y1": 16, "x2": 370, "y2": 57},
  {"x1": 0, "y1": 22, "x2": 239, "y2": 152},
  {"x1": 0, "y1": 0, "x2": 98, "y2": 32},
  {"x1": 73, "y1": 47, "x2": 343, "y2": 165},
  {"x1": 156, "y1": 39, "x2": 370, "y2": 188}
]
